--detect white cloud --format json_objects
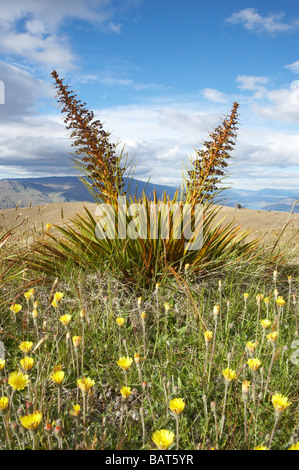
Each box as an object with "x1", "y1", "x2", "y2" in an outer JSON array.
[
  {"x1": 0, "y1": 0, "x2": 136, "y2": 69},
  {"x1": 202, "y1": 88, "x2": 227, "y2": 103},
  {"x1": 236, "y1": 75, "x2": 269, "y2": 91},
  {"x1": 284, "y1": 60, "x2": 299, "y2": 74},
  {"x1": 226, "y1": 8, "x2": 296, "y2": 34}
]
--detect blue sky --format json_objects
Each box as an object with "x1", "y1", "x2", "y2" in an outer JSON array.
[{"x1": 0, "y1": 0, "x2": 299, "y2": 191}]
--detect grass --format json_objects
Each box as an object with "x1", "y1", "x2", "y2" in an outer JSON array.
[{"x1": 0, "y1": 258, "x2": 298, "y2": 450}]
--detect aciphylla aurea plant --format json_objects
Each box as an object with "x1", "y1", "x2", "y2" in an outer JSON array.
[
  {"x1": 184, "y1": 102, "x2": 239, "y2": 204},
  {"x1": 29, "y1": 71, "x2": 280, "y2": 284}
]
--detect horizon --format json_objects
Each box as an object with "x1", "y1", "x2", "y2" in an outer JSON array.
[{"x1": 0, "y1": 1, "x2": 299, "y2": 192}]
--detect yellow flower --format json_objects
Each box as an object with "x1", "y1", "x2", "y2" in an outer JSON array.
[
  {"x1": 8, "y1": 371, "x2": 30, "y2": 391},
  {"x1": 51, "y1": 299, "x2": 58, "y2": 308},
  {"x1": 79, "y1": 309, "x2": 86, "y2": 319},
  {"x1": 267, "y1": 331, "x2": 279, "y2": 344},
  {"x1": 134, "y1": 353, "x2": 142, "y2": 364},
  {"x1": 169, "y1": 398, "x2": 185, "y2": 415},
  {"x1": 244, "y1": 293, "x2": 249, "y2": 299},
  {"x1": 50, "y1": 371, "x2": 65, "y2": 385},
  {"x1": 288, "y1": 442, "x2": 299, "y2": 450},
  {"x1": 0, "y1": 358, "x2": 5, "y2": 371},
  {"x1": 213, "y1": 305, "x2": 220, "y2": 316},
  {"x1": 53, "y1": 365, "x2": 63, "y2": 372},
  {"x1": 70, "y1": 404, "x2": 81, "y2": 417},
  {"x1": 20, "y1": 356, "x2": 34, "y2": 371},
  {"x1": 24, "y1": 288, "x2": 35, "y2": 301},
  {"x1": 116, "y1": 317, "x2": 125, "y2": 327},
  {"x1": 276, "y1": 297, "x2": 286, "y2": 307},
  {"x1": 263, "y1": 297, "x2": 270, "y2": 305},
  {"x1": 260, "y1": 319, "x2": 271, "y2": 329},
  {"x1": 10, "y1": 303, "x2": 22, "y2": 314},
  {"x1": 141, "y1": 311, "x2": 146, "y2": 320},
  {"x1": 45, "y1": 223, "x2": 52, "y2": 231},
  {"x1": 77, "y1": 377, "x2": 95, "y2": 393},
  {"x1": 54, "y1": 292, "x2": 64, "y2": 303},
  {"x1": 204, "y1": 330, "x2": 213, "y2": 342},
  {"x1": 117, "y1": 357, "x2": 133, "y2": 371},
  {"x1": 222, "y1": 368, "x2": 237, "y2": 382},
  {"x1": 246, "y1": 341, "x2": 258, "y2": 353},
  {"x1": 0, "y1": 396, "x2": 9, "y2": 411},
  {"x1": 253, "y1": 445, "x2": 268, "y2": 450},
  {"x1": 247, "y1": 358, "x2": 262, "y2": 372},
  {"x1": 19, "y1": 341, "x2": 33, "y2": 354},
  {"x1": 120, "y1": 386, "x2": 132, "y2": 399},
  {"x1": 72, "y1": 336, "x2": 82, "y2": 348},
  {"x1": 256, "y1": 294, "x2": 264, "y2": 304},
  {"x1": 59, "y1": 314, "x2": 72, "y2": 326},
  {"x1": 242, "y1": 380, "x2": 251, "y2": 393},
  {"x1": 272, "y1": 393, "x2": 291, "y2": 414},
  {"x1": 19, "y1": 412, "x2": 42, "y2": 432},
  {"x1": 155, "y1": 283, "x2": 160, "y2": 292},
  {"x1": 137, "y1": 297, "x2": 142, "y2": 307},
  {"x1": 152, "y1": 429, "x2": 175, "y2": 450},
  {"x1": 31, "y1": 309, "x2": 39, "y2": 319}
]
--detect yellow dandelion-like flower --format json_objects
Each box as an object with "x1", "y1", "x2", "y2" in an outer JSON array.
[
  {"x1": 263, "y1": 297, "x2": 270, "y2": 304},
  {"x1": 141, "y1": 311, "x2": 146, "y2": 320},
  {"x1": 117, "y1": 357, "x2": 133, "y2": 371},
  {"x1": 169, "y1": 398, "x2": 185, "y2": 415},
  {"x1": 276, "y1": 296, "x2": 286, "y2": 307},
  {"x1": 134, "y1": 353, "x2": 142, "y2": 364},
  {"x1": 0, "y1": 358, "x2": 5, "y2": 371},
  {"x1": 247, "y1": 358, "x2": 262, "y2": 372},
  {"x1": 152, "y1": 429, "x2": 175, "y2": 450},
  {"x1": 267, "y1": 331, "x2": 279, "y2": 344},
  {"x1": 137, "y1": 297, "x2": 142, "y2": 307},
  {"x1": 59, "y1": 314, "x2": 72, "y2": 326},
  {"x1": 120, "y1": 386, "x2": 132, "y2": 399},
  {"x1": 116, "y1": 317, "x2": 125, "y2": 327},
  {"x1": 253, "y1": 445, "x2": 268, "y2": 450},
  {"x1": 288, "y1": 442, "x2": 299, "y2": 450},
  {"x1": 70, "y1": 404, "x2": 81, "y2": 417},
  {"x1": 222, "y1": 368, "x2": 237, "y2": 382},
  {"x1": 244, "y1": 293, "x2": 249, "y2": 299},
  {"x1": 53, "y1": 365, "x2": 63, "y2": 372},
  {"x1": 79, "y1": 309, "x2": 86, "y2": 319},
  {"x1": 8, "y1": 371, "x2": 30, "y2": 391},
  {"x1": 33, "y1": 300, "x2": 39, "y2": 309},
  {"x1": 242, "y1": 380, "x2": 251, "y2": 393},
  {"x1": 10, "y1": 303, "x2": 22, "y2": 314},
  {"x1": 50, "y1": 371, "x2": 65, "y2": 385},
  {"x1": 31, "y1": 309, "x2": 38, "y2": 319},
  {"x1": 54, "y1": 292, "x2": 64, "y2": 303},
  {"x1": 77, "y1": 377, "x2": 95, "y2": 393},
  {"x1": 19, "y1": 341, "x2": 33, "y2": 354},
  {"x1": 51, "y1": 299, "x2": 58, "y2": 308},
  {"x1": 256, "y1": 294, "x2": 264, "y2": 304},
  {"x1": 246, "y1": 341, "x2": 259, "y2": 353},
  {"x1": 20, "y1": 356, "x2": 35, "y2": 371},
  {"x1": 19, "y1": 412, "x2": 42, "y2": 432},
  {"x1": 72, "y1": 336, "x2": 82, "y2": 348},
  {"x1": 24, "y1": 288, "x2": 35, "y2": 301},
  {"x1": 204, "y1": 330, "x2": 213, "y2": 343},
  {"x1": 45, "y1": 223, "x2": 52, "y2": 231},
  {"x1": 260, "y1": 319, "x2": 271, "y2": 329},
  {"x1": 0, "y1": 396, "x2": 9, "y2": 411},
  {"x1": 272, "y1": 393, "x2": 291, "y2": 414},
  {"x1": 155, "y1": 283, "x2": 160, "y2": 292}
]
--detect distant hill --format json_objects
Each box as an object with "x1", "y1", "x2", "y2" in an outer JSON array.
[
  {"x1": 0, "y1": 176, "x2": 179, "y2": 209},
  {"x1": 0, "y1": 176, "x2": 298, "y2": 213}
]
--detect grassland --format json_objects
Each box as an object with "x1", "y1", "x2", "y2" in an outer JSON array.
[{"x1": 0, "y1": 202, "x2": 298, "y2": 451}]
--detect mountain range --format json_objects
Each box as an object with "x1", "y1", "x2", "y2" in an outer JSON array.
[{"x1": 0, "y1": 176, "x2": 298, "y2": 213}]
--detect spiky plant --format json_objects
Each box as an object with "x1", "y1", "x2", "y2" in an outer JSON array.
[{"x1": 27, "y1": 73, "x2": 282, "y2": 285}]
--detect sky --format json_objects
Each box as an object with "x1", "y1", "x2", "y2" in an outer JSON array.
[{"x1": 0, "y1": 0, "x2": 299, "y2": 191}]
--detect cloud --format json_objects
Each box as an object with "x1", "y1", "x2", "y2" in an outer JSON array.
[
  {"x1": 236, "y1": 75, "x2": 269, "y2": 91},
  {"x1": 0, "y1": 0, "x2": 138, "y2": 69},
  {"x1": 226, "y1": 8, "x2": 297, "y2": 34},
  {"x1": 284, "y1": 60, "x2": 299, "y2": 74},
  {"x1": 202, "y1": 88, "x2": 227, "y2": 103}
]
